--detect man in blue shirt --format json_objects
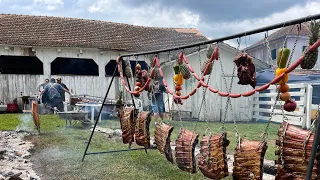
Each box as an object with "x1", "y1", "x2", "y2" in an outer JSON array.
[
  {"x1": 40, "y1": 78, "x2": 71, "y2": 112},
  {"x1": 56, "y1": 77, "x2": 69, "y2": 102},
  {"x1": 148, "y1": 79, "x2": 167, "y2": 121}
]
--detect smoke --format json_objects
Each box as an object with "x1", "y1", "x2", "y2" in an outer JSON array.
[{"x1": 16, "y1": 113, "x2": 35, "y2": 133}]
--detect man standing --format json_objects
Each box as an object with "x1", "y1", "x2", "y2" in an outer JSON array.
[
  {"x1": 40, "y1": 78, "x2": 71, "y2": 113},
  {"x1": 38, "y1": 79, "x2": 49, "y2": 104},
  {"x1": 56, "y1": 77, "x2": 69, "y2": 102},
  {"x1": 148, "y1": 79, "x2": 167, "y2": 121}
]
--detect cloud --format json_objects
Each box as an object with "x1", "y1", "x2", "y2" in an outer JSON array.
[
  {"x1": 8, "y1": 0, "x2": 64, "y2": 12},
  {"x1": 197, "y1": 1, "x2": 320, "y2": 48},
  {"x1": 87, "y1": 0, "x2": 200, "y2": 28},
  {"x1": 85, "y1": 0, "x2": 319, "y2": 48},
  {"x1": 33, "y1": 0, "x2": 64, "y2": 10}
]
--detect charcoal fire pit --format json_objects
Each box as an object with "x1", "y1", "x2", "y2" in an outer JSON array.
[{"x1": 57, "y1": 111, "x2": 92, "y2": 128}]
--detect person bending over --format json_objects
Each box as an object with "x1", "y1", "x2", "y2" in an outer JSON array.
[
  {"x1": 38, "y1": 79, "x2": 49, "y2": 104},
  {"x1": 40, "y1": 78, "x2": 71, "y2": 112}
]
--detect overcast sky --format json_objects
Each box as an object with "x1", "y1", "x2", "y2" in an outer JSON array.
[{"x1": 0, "y1": 0, "x2": 319, "y2": 47}]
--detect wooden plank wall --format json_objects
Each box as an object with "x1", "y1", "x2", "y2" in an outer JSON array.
[
  {"x1": 0, "y1": 74, "x2": 117, "y2": 104},
  {"x1": 162, "y1": 44, "x2": 253, "y2": 122}
]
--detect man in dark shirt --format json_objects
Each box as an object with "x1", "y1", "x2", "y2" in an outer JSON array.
[
  {"x1": 40, "y1": 78, "x2": 71, "y2": 112},
  {"x1": 56, "y1": 77, "x2": 69, "y2": 102}
]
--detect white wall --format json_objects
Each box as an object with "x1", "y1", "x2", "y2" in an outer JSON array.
[
  {"x1": 246, "y1": 37, "x2": 286, "y2": 64},
  {"x1": 162, "y1": 44, "x2": 253, "y2": 122}
]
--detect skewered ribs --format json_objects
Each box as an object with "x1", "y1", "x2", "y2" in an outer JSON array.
[
  {"x1": 154, "y1": 122, "x2": 174, "y2": 163},
  {"x1": 198, "y1": 133, "x2": 230, "y2": 179},
  {"x1": 135, "y1": 111, "x2": 152, "y2": 148},
  {"x1": 275, "y1": 121, "x2": 320, "y2": 180},
  {"x1": 232, "y1": 139, "x2": 268, "y2": 180},
  {"x1": 31, "y1": 101, "x2": 40, "y2": 133},
  {"x1": 119, "y1": 107, "x2": 138, "y2": 145},
  {"x1": 175, "y1": 128, "x2": 199, "y2": 173}
]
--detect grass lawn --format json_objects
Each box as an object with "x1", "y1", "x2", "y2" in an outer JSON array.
[{"x1": 0, "y1": 113, "x2": 280, "y2": 180}]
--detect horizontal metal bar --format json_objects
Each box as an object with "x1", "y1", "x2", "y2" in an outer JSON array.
[
  {"x1": 120, "y1": 13, "x2": 320, "y2": 58},
  {"x1": 85, "y1": 147, "x2": 153, "y2": 155}
]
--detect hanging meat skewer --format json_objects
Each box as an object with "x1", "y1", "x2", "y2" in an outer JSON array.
[
  {"x1": 198, "y1": 133, "x2": 229, "y2": 179},
  {"x1": 275, "y1": 121, "x2": 319, "y2": 179},
  {"x1": 234, "y1": 53, "x2": 257, "y2": 88}
]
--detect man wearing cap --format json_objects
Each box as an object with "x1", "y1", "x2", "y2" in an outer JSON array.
[{"x1": 56, "y1": 77, "x2": 69, "y2": 102}]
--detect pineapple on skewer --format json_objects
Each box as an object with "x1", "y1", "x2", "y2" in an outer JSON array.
[
  {"x1": 200, "y1": 45, "x2": 214, "y2": 75},
  {"x1": 301, "y1": 20, "x2": 320, "y2": 69}
]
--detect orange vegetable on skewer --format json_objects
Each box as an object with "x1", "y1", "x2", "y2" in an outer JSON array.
[{"x1": 275, "y1": 68, "x2": 289, "y2": 85}]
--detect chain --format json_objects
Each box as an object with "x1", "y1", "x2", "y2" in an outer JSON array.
[
  {"x1": 127, "y1": 56, "x2": 135, "y2": 97},
  {"x1": 150, "y1": 55, "x2": 164, "y2": 124},
  {"x1": 169, "y1": 56, "x2": 184, "y2": 129},
  {"x1": 286, "y1": 24, "x2": 301, "y2": 67},
  {"x1": 165, "y1": 52, "x2": 174, "y2": 124},
  {"x1": 192, "y1": 46, "x2": 209, "y2": 133},
  {"x1": 264, "y1": 32, "x2": 276, "y2": 71},
  {"x1": 195, "y1": 45, "x2": 213, "y2": 133},
  {"x1": 259, "y1": 25, "x2": 301, "y2": 145},
  {"x1": 218, "y1": 41, "x2": 240, "y2": 143},
  {"x1": 260, "y1": 92, "x2": 281, "y2": 144},
  {"x1": 219, "y1": 39, "x2": 240, "y2": 133},
  {"x1": 203, "y1": 76, "x2": 212, "y2": 135},
  {"x1": 277, "y1": 25, "x2": 301, "y2": 120},
  {"x1": 279, "y1": 120, "x2": 288, "y2": 168},
  {"x1": 280, "y1": 24, "x2": 301, "y2": 112}
]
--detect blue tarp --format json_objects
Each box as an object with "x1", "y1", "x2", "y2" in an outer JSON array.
[{"x1": 256, "y1": 69, "x2": 311, "y2": 84}]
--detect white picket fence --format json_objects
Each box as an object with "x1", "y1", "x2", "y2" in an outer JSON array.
[{"x1": 252, "y1": 83, "x2": 313, "y2": 129}]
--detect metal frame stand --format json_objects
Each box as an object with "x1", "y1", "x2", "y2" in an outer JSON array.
[{"x1": 81, "y1": 60, "x2": 149, "y2": 162}]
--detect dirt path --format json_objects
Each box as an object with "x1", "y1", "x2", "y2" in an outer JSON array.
[{"x1": 0, "y1": 131, "x2": 40, "y2": 180}]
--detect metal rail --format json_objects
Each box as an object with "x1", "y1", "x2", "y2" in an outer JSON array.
[{"x1": 120, "y1": 13, "x2": 320, "y2": 58}]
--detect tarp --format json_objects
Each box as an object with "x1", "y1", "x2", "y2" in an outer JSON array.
[{"x1": 256, "y1": 69, "x2": 311, "y2": 84}]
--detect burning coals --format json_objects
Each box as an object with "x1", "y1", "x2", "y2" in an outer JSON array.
[{"x1": 0, "y1": 131, "x2": 40, "y2": 180}]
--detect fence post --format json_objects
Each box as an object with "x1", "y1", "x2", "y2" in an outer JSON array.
[{"x1": 306, "y1": 84, "x2": 313, "y2": 129}]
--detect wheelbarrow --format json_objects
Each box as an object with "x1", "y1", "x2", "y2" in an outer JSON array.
[{"x1": 57, "y1": 111, "x2": 92, "y2": 128}]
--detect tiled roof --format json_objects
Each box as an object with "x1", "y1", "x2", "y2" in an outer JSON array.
[
  {"x1": 246, "y1": 22, "x2": 311, "y2": 50},
  {"x1": 0, "y1": 14, "x2": 208, "y2": 52}
]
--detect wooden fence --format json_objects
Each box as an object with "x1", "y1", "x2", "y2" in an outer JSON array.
[{"x1": 252, "y1": 83, "x2": 313, "y2": 129}]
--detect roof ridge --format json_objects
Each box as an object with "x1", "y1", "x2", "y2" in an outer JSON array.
[{"x1": 0, "y1": 13, "x2": 200, "y2": 31}]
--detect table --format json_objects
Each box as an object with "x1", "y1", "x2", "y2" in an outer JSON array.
[{"x1": 75, "y1": 103, "x2": 102, "y2": 123}]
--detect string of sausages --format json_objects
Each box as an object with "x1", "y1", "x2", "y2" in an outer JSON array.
[{"x1": 116, "y1": 39, "x2": 320, "y2": 99}]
